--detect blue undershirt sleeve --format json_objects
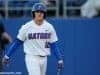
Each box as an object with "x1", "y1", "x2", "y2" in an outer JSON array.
[
  {"x1": 6, "y1": 38, "x2": 23, "y2": 58},
  {"x1": 50, "y1": 41, "x2": 63, "y2": 60}
]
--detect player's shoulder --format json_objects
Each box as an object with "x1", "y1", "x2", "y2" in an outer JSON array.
[
  {"x1": 44, "y1": 20, "x2": 54, "y2": 29},
  {"x1": 20, "y1": 20, "x2": 33, "y2": 30}
]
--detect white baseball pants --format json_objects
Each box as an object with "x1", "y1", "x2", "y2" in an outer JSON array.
[{"x1": 25, "y1": 55, "x2": 47, "y2": 75}]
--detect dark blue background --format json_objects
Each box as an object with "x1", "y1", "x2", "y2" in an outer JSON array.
[{"x1": 2, "y1": 18, "x2": 100, "y2": 75}]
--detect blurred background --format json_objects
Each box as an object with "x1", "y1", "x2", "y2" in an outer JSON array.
[
  {"x1": 0, "y1": 0, "x2": 97, "y2": 18},
  {"x1": 1, "y1": 0, "x2": 100, "y2": 75}
]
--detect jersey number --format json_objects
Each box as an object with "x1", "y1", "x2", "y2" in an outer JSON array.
[{"x1": 45, "y1": 42, "x2": 50, "y2": 48}]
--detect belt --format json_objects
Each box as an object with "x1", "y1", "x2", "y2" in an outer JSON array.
[
  {"x1": 39, "y1": 55, "x2": 46, "y2": 57},
  {"x1": 24, "y1": 53, "x2": 47, "y2": 57}
]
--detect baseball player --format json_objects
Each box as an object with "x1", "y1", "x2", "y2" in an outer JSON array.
[{"x1": 2, "y1": 3, "x2": 64, "y2": 75}]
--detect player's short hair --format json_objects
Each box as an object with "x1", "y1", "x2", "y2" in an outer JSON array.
[{"x1": 32, "y1": 11, "x2": 46, "y2": 18}]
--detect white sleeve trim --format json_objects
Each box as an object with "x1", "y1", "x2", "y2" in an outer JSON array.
[
  {"x1": 17, "y1": 35, "x2": 25, "y2": 41},
  {"x1": 4, "y1": 55, "x2": 9, "y2": 59}
]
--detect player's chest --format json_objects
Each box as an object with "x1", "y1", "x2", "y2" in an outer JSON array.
[{"x1": 26, "y1": 27, "x2": 51, "y2": 40}]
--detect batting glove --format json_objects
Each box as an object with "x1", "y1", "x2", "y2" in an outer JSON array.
[
  {"x1": 2, "y1": 55, "x2": 9, "y2": 65},
  {"x1": 57, "y1": 60, "x2": 64, "y2": 70}
]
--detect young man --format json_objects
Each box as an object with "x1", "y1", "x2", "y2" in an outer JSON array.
[
  {"x1": 2, "y1": 3, "x2": 64, "y2": 75},
  {"x1": 0, "y1": 21, "x2": 12, "y2": 71}
]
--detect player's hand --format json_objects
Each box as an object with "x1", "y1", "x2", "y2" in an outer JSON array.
[
  {"x1": 57, "y1": 60, "x2": 64, "y2": 70},
  {"x1": 2, "y1": 56, "x2": 9, "y2": 66}
]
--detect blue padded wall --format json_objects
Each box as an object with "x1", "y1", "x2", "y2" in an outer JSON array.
[{"x1": 2, "y1": 18, "x2": 100, "y2": 75}]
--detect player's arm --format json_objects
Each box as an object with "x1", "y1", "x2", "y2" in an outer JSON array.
[
  {"x1": 50, "y1": 25, "x2": 64, "y2": 69},
  {"x1": 2, "y1": 38, "x2": 23, "y2": 64},
  {"x1": 50, "y1": 41, "x2": 63, "y2": 60},
  {"x1": 50, "y1": 25, "x2": 63, "y2": 60},
  {"x1": 5, "y1": 24, "x2": 27, "y2": 58},
  {"x1": 5, "y1": 38, "x2": 23, "y2": 58},
  {"x1": 2, "y1": 25, "x2": 26, "y2": 65},
  {"x1": 50, "y1": 41, "x2": 64, "y2": 69}
]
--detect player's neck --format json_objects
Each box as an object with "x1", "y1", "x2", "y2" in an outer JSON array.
[{"x1": 34, "y1": 19, "x2": 43, "y2": 26}]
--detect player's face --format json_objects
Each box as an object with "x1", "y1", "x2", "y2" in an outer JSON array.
[{"x1": 34, "y1": 11, "x2": 44, "y2": 21}]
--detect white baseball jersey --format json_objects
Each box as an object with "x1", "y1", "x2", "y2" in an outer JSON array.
[{"x1": 17, "y1": 20, "x2": 58, "y2": 56}]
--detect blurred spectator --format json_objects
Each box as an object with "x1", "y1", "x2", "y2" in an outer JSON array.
[
  {"x1": 41, "y1": 0, "x2": 49, "y2": 5},
  {"x1": 8, "y1": 0, "x2": 27, "y2": 17},
  {"x1": 66, "y1": 0, "x2": 86, "y2": 7},
  {"x1": 0, "y1": 1, "x2": 5, "y2": 18},
  {"x1": 0, "y1": 21, "x2": 12, "y2": 71},
  {"x1": 66, "y1": 0, "x2": 86, "y2": 17},
  {"x1": 81, "y1": 0, "x2": 100, "y2": 18},
  {"x1": 24, "y1": 0, "x2": 40, "y2": 17},
  {"x1": 41, "y1": 0, "x2": 56, "y2": 6}
]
